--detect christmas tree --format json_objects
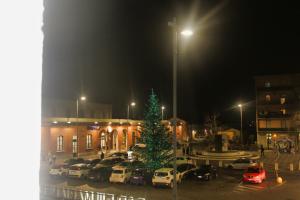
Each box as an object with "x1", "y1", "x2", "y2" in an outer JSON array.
[{"x1": 140, "y1": 90, "x2": 172, "y2": 172}]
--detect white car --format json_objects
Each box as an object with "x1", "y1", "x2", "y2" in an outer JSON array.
[
  {"x1": 128, "y1": 144, "x2": 146, "y2": 160},
  {"x1": 68, "y1": 163, "x2": 90, "y2": 178},
  {"x1": 109, "y1": 167, "x2": 132, "y2": 183},
  {"x1": 152, "y1": 168, "x2": 180, "y2": 188},
  {"x1": 225, "y1": 158, "x2": 257, "y2": 170},
  {"x1": 49, "y1": 164, "x2": 64, "y2": 176}
]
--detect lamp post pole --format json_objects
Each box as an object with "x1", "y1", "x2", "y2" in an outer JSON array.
[
  {"x1": 76, "y1": 99, "x2": 79, "y2": 157},
  {"x1": 169, "y1": 17, "x2": 178, "y2": 200},
  {"x1": 75, "y1": 96, "x2": 86, "y2": 158},
  {"x1": 238, "y1": 104, "x2": 243, "y2": 145},
  {"x1": 161, "y1": 106, "x2": 165, "y2": 120}
]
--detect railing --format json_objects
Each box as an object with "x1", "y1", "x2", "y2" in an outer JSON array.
[{"x1": 40, "y1": 184, "x2": 146, "y2": 200}]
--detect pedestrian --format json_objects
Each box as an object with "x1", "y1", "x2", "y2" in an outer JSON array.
[
  {"x1": 260, "y1": 145, "x2": 265, "y2": 157},
  {"x1": 100, "y1": 151, "x2": 104, "y2": 160}
]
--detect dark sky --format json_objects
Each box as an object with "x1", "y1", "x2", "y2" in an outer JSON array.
[{"x1": 42, "y1": 0, "x2": 299, "y2": 127}]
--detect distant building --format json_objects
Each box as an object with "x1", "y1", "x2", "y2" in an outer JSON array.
[
  {"x1": 42, "y1": 98, "x2": 112, "y2": 119},
  {"x1": 41, "y1": 118, "x2": 188, "y2": 158},
  {"x1": 255, "y1": 74, "x2": 300, "y2": 150}
]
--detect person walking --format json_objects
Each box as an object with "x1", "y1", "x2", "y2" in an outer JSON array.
[
  {"x1": 260, "y1": 145, "x2": 265, "y2": 157},
  {"x1": 100, "y1": 151, "x2": 104, "y2": 160}
]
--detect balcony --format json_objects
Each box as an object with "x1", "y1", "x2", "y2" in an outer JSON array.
[
  {"x1": 257, "y1": 112, "x2": 291, "y2": 119},
  {"x1": 258, "y1": 127, "x2": 298, "y2": 132}
]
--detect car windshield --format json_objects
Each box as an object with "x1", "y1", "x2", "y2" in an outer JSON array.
[
  {"x1": 112, "y1": 170, "x2": 123, "y2": 174},
  {"x1": 246, "y1": 168, "x2": 260, "y2": 173},
  {"x1": 155, "y1": 172, "x2": 168, "y2": 177}
]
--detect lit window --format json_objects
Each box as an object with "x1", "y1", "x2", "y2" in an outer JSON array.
[
  {"x1": 266, "y1": 95, "x2": 271, "y2": 102},
  {"x1": 86, "y1": 134, "x2": 92, "y2": 149},
  {"x1": 265, "y1": 82, "x2": 271, "y2": 88},
  {"x1": 57, "y1": 136, "x2": 63, "y2": 152},
  {"x1": 280, "y1": 97, "x2": 286, "y2": 104}
]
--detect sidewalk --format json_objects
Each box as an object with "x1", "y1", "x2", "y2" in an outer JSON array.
[{"x1": 259, "y1": 150, "x2": 300, "y2": 173}]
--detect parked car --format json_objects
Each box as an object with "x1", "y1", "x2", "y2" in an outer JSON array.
[
  {"x1": 243, "y1": 167, "x2": 266, "y2": 184},
  {"x1": 108, "y1": 152, "x2": 128, "y2": 159},
  {"x1": 225, "y1": 158, "x2": 257, "y2": 170},
  {"x1": 113, "y1": 160, "x2": 144, "y2": 170},
  {"x1": 190, "y1": 164, "x2": 217, "y2": 181},
  {"x1": 128, "y1": 144, "x2": 146, "y2": 160},
  {"x1": 129, "y1": 168, "x2": 152, "y2": 185},
  {"x1": 68, "y1": 163, "x2": 90, "y2": 179},
  {"x1": 87, "y1": 157, "x2": 124, "y2": 182},
  {"x1": 176, "y1": 163, "x2": 197, "y2": 181},
  {"x1": 109, "y1": 167, "x2": 132, "y2": 183},
  {"x1": 49, "y1": 164, "x2": 65, "y2": 176},
  {"x1": 152, "y1": 168, "x2": 180, "y2": 188},
  {"x1": 61, "y1": 158, "x2": 85, "y2": 175},
  {"x1": 85, "y1": 158, "x2": 101, "y2": 168}
]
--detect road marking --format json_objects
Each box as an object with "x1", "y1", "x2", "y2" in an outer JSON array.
[{"x1": 233, "y1": 183, "x2": 265, "y2": 193}]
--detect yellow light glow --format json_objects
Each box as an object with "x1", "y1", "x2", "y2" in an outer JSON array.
[
  {"x1": 107, "y1": 126, "x2": 112, "y2": 132},
  {"x1": 238, "y1": 104, "x2": 242, "y2": 107},
  {"x1": 67, "y1": 121, "x2": 71, "y2": 124},
  {"x1": 131, "y1": 102, "x2": 136, "y2": 106},
  {"x1": 81, "y1": 96, "x2": 86, "y2": 101},
  {"x1": 161, "y1": 106, "x2": 165, "y2": 110},
  {"x1": 94, "y1": 121, "x2": 98, "y2": 124},
  {"x1": 181, "y1": 29, "x2": 193, "y2": 36},
  {"x1": 53, "y1": 121, "x2": 58, "y2": 124}
]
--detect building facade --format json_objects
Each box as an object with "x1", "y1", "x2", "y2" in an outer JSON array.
[
  {"x1": 255, "y1": 74, "x2": 300, "y2": 150},
  {"x1": 41, "y1": 118, "x2": 188, "y2": 158}
]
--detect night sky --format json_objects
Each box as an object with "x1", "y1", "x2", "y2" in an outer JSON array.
[{"x1": 42, "y1": 0, "x2": 299, "y2": 127}]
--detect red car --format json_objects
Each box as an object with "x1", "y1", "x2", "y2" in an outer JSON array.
[{"x1": 243, "y1": 167, "x2": 266, "y2": 183}]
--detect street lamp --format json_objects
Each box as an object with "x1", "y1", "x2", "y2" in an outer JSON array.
[
  {"x1": 168, "y1": 17, "x2": 193, "y2": 200},
  {"x1": 127, "y1": 101, "x2": 136, "y2": 119},
  {"x1": 75, "y1": 96, "x2": 86, "y2": 157},
  {"x1": 238, "y1": 104, "x2": 243, "y2": 145},
  {"x1": 161, "y1": 106, "x2": 166, "y2": 120}
]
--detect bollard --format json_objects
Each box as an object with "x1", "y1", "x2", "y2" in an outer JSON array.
[
  {"x1": 290, "y1": 163, "x2": 294, "y2": 172},
  {"x1": 275, "y1": 162, "x2": 279, "y2": 171},
  {"x1": 219, "y1": 160, "x2": 222, "y2": 168},
  {"x1": 259, "y1": 161, "x2": 264, "y2": 168},
  {"x1": 206, "y1": 159, "x2": 209, "y2": 165}
]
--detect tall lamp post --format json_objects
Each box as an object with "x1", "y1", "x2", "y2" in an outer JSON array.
[
  {"x1": 161, "y1": 106, "x2": 166, "y2": 120},
  {"x1": 75, "y1": 96, "x2": 86, "y2": 158},
  {"x1": 127, "y1": 101, "x2": 136, "y2": 119},
  {"x1": 238, "y1": 104, "x2": 243, "y2": 145},
  {"x1": 168, "y1": 17, "x2": 193, "y2": 200}
]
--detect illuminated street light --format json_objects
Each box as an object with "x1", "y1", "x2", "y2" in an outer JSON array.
[
  {"x1": 75, "y1": 95, "x2": 87, "y2": 158},
  {"x1": 53, "y1": 121, "x2": 58, "y2": 124},
  {"x1": 168, "y1": 18, "x2": 193, "y2": 200},
  {"x1": 127, "y1": 101, "x2": 136, "y2": 119},
  {"x1": 181, "y1": 29, "x2": 193, "y2": 36},
  {"x1": 238, "y1": 104, "x2": 243, "y2": 145},
  {"x1": 161, "y1": 106, "x2": 166, "y2": 120}
]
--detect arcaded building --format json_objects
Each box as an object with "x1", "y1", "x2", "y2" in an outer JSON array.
[
  {"x1": 41, "y1": 118, "x2": 188, "y2": 158},
  {"x1": 255, "y1": 74, "x2": 300, "y2": 150}
]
